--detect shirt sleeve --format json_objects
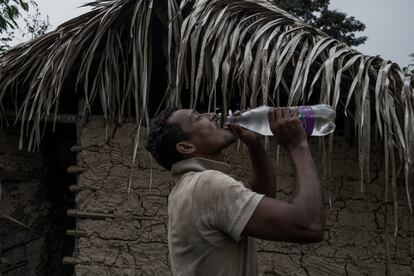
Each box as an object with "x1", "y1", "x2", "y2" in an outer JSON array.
[{"x1": 194, "y1": 170, "x2": 265, "y2": 241}]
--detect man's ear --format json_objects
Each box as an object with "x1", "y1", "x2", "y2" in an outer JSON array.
[{"x1": 176, "y1": 141, "x2": 196, "y2": 155}]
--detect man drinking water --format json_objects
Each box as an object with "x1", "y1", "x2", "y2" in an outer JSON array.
[{"x1": 146, "y1": 107, "x2": 325, "y2": 276}]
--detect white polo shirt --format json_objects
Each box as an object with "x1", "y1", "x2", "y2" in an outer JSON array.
[{"x1": 168, "y1": 157, "x2": 265, "y2": 276}]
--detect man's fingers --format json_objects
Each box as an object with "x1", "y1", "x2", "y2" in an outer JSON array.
[
  {"x1": 268, "y1": 107, "x2": 276, "y2": 126},
  {"x1": 282, "y1": 108, "x2": 292, "y2": 118},
  {"x1": 232, "y1": 124, "x2": 241, "y2": 132},
  {"x1": 229, "y1": 124, "x2": 243, "y2": 134},
  {"x1": 292, "y1": 108, "x2": 299, "y2": 118},
  {"x1": 275, "y1": 108, "x2": 283, "y2": 121},
  {"x1": 233, "y1": 109, "x2": 247, "y2": 117}
]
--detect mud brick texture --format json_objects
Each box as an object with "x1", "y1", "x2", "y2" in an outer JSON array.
[{"x1": 72, "y1": 121, "x2": 413, "y2": 276}]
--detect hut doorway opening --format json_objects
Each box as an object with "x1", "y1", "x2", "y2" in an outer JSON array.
[{"x1": 1, "y1": 123, "x2": 76, "y2": 276}]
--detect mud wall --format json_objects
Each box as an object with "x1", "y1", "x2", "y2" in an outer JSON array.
[
  {"x1": 0, "y1": 130, "x2": 48, "y2": 276},
  {"x1": 71, "y1": 121, "x2": 413, "y2": 276},
  {"x1": 0, "y1": 126, "x2": 76, "y2": 276}
]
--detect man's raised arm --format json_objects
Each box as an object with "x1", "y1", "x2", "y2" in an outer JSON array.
[
  {"x1": 242, "y1": 108, "x2": 326, "y2": 243},
  {"x1": 230, "y1": 124, "x2": 276, "y2": 197}
]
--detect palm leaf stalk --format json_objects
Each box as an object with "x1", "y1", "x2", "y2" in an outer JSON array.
[
  {"x1": 0, "y1": 0, "x2": 412, "y2": 237},
  {"x1": 0, "y1": 0, "x2": 154, "y2": 150},
  {"x1": 0, "y1": 182, "x2": 30, "y2": 229}
]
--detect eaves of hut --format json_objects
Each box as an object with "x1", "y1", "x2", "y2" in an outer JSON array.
[{"x1": 0, "y1": 0, "x2": 413, "y2": 275}]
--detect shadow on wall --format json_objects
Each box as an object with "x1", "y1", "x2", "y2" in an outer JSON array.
[{"x1": 0, "y1": 123, "x2": 76, "y2": 276}]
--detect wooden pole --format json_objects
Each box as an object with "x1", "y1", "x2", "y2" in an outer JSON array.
[
  {"x1": 66, "y1": 230, "x2": 87, "y2": 237},
  {"x1": 66, "y1": 166, "x2": 88, "y2": 175},
  {"x1": 67, "y1": 209, "x2": 116, "y2": 219},
  {"x1": 63, "y1": 256, "x2": 90, "y2": 265},
  {"x1": 4, "y1": 110, "x2": 137, "y2": 125}
]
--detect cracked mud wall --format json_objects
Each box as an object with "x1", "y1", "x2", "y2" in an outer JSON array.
[{"x1": 74, "y1": 122, "x2": 413, "y2": 276}]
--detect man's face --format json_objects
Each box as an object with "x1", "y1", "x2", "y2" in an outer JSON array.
[{"x1": 168, "y1": 109, "x2": 236, "y2": 157}]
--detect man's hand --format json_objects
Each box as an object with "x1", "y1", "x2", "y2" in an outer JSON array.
[
  {"x1": 229, "y1": 110, "x2": 275, "y2": 197},
  {"x1": 229, "y1": 110, "x2": 263, "y2": 148},
  {"x1": 268, "y1": 108, "x2": 308, "y2": 150},
  {"x1": 229, "y1": 124, "x2": 263, "y2": 148},
  {"x1": 243, "y1": 108, "x2": 325, "y2": 243}
]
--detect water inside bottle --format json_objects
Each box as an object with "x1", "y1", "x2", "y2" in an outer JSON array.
[
  {"x1": 227, "y1": 106, "x2": 273, "y2": 136},
  {"x1": 224, "y1": 104, "x2": 336, "y2": 136},
  {"x1": 309, "y1": 104, "x2": 336, "y2": 136},
  {"x1": 311, "y1": 116, "x2": 336, "y2": 136}
]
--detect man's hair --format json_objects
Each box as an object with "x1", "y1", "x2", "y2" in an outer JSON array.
[{"x1": 146, "y1": 107, "x2": 189, "y2": 170}]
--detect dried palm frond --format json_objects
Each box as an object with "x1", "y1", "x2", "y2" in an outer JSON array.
[
  {"x1": 0, "y1": 0, "x2": 154, "y2": 151},
  {"x1": 0, "y1": 0, "x2": 413, "y2": 234},
  {"x1": 170, "y1": 0, "x2": 414, "y2": 234}
]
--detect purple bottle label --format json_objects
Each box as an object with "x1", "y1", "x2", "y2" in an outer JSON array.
[{"x1": 298, "y1": 106, "x2": 315, "y2": 135}]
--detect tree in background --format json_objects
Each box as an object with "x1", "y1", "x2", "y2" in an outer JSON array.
[
  {"x1": 0, "y1": 0, "x2": 50, "y2": 51},
  {"x1": 272, "y1": 0, "x2": 367, "y2": 46},
  {"x1": 22, "y1": 4, "x2": 50, "y2": 39},
  {"x1": 0, "y1": 0, "x2": 30, "y2": 51},
  {"x1": 407, "y1": 53, "x2": 414, "y2": 74},
  {"x1": 409, "y1": 53, "x2": 414, "y2": 63}
]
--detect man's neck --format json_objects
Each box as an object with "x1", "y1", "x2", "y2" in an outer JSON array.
[{"x1": 192, "y1": 152, "x2": 224, "y2": 163}]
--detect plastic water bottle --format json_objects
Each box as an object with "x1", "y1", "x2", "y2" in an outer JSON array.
[{"x1": 226, "y1": 104, "x2": 336, "y2": 136}]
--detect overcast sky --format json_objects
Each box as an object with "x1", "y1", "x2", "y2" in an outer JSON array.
[
  {"x1": 24, "y1": 0, "x2": 414, "y2": 66},
  {"x1": 330, "y1": 0, "x2": 414, "y2": 66}
]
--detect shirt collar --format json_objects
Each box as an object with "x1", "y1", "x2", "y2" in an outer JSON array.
[{"x1": 171, "y1": 157, "x2": 231, "y2": 176}]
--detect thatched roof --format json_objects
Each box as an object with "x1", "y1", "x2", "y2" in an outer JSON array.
[{"x1": 0, "y1": 0, "x2": 413, "y2": 226}]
